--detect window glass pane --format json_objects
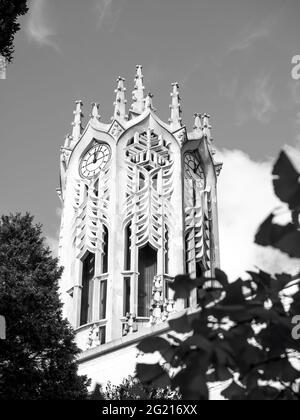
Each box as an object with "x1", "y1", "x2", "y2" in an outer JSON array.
[
  {"x1": 99, "y1": 280, "x2": 107, "y2": 320},
  {"x1": 80, "y1": 253, "x2": 95, "y2": 326},
  {"x1": 124, "y1": 277, "x2": 131, "y2": 316},
  {"x1": 124, "y1": 224, "x2": 132, "y2": 271},
  {"x1": 138, "y1": 245, "x2": 157, "y2": 317},
  {"x1": 102, "y1": 226, "x2": 109, "y2": 273}
]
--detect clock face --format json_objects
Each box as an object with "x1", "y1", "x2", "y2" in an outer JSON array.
[
  {"x1": 184, "y1": 153, "x2": 205, "y2": 183},
  {"x1": 80, "y1": 143, "x2": 111, "y2": 179}
]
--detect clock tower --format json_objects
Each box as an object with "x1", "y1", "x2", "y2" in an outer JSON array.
[{"x1": 57, "y1": 66, "x2": 222, "y2": 386}]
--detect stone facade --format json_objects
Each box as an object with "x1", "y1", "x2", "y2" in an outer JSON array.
[{"x1": 57, "y1": 66, "x2": 222, "y2": 385}]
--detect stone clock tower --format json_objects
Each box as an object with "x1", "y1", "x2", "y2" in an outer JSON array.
[{"x1": 57, "y1": 66, "x2": 222, "y2": 386}]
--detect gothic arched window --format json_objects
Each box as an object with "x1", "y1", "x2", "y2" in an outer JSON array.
[
  {"x1": 80, "y1": 252, "x2": 95, "y2": 326},
  {"x1": 138, "y1": 244, "x2": 157, "y2": 317}
]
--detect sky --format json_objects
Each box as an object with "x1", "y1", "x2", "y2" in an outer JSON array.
[{"x1": 0, "y1": 0, "x2": 300, "y2": 280}]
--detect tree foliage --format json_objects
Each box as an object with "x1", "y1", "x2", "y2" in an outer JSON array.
[
  {"x1": 136, "y1": 150, "x2": 300, "y2": 400},
  {"x1": 0, "y1": 213, "x2": 89, "y2": 400},
  {"x1": 89, "y1": 376, "x2": 181, "y2": 400},
  {"x1": 0, "y1": 0, "x2": 29, "y2": 63}
]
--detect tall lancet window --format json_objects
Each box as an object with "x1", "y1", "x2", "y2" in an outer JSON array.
[
  {"x1": 184, "y1": 152, "x2": 205, "y2": 204},
  {"x1": 102, "y1": 225, "x2": 109, "y2": 274},
  {"x1": 80, "y1": 252, "x2": 95, "y2": 326},
  {"x1": 124, "y1": 223, "x2": 132, "y2": 271},
  {"x1": 138, "y1": 245, "x2": 158, "y2": 317}
]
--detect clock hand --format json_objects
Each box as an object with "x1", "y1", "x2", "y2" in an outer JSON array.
[{"x1": 93, "y1": 150, "x2": 98, "y2": 164}]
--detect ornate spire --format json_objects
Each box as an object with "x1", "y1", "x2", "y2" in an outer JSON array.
[
  {"x1": 193, "y1": 113, "x2": 202, "y2": 132},
  {"x1": 145, "y1": 92, "x2": 154, "y2": 110},
  {"x1": 72, "y1": 100, "x2": 84, "y2": 143},
  {"x1": 202, "y1": 113, "x2": 212, "y2": 141},
  {"x1": 131, "y1": 65, "x2": 145, "y2": 115},
  {"x1": 63, "y1": 134, "x2": 73, "y2": 149},
  {"x1": 169, "y1": 82, "x2": 182, "y2": 131},
  {"x1": 113, "y1": 77, "x2": 127, "y2": 121},
  {"x1": 90, "y1": 103, "x2": 100, "y2": 121}
]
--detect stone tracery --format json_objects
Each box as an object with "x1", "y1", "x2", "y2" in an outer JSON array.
[
  {"x1": 72, "y1": 160, "x2": 110, "y2": 260},
  {"x1": 124, "y1": 129, "x2": 173, "y2": 251}
]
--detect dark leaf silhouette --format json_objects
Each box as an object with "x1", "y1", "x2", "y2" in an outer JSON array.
[
  {"x1": 221, "y1": 381, "x2": 246, "y2": 400},
  {"x1": 137, "y1": 337, "x2": 172, "y2": 355},
  {"x1": 172, "y1": 367, "x2": 208, "y2": 400},
  {"x1": 168, "y1": 314, "x2": 192, "y2": 334},
  {"x1": 255, "y1": 214, "x2": 300, "y2": 258},
  {"x1": 273, "y1": 151, "x2": 300, "y2": 211},
  {"x1": 136, "y1": 364, "x2": 170, "y2": 388},
  {"x1": 169, "y1": 275, "x2": 198, "y2": 300}
]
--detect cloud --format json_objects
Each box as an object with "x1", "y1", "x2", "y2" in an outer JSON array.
[
  {"x1": 228, "y1": 27, "x2": 270, "y2": 55},
  {"x1": 218, "y1": 148, "x2": 300, "y2": 282},
  {"x1": 234, "y1": 75, "x2": 277, "y2": 125},
  {"x1": 289, "y1": 81, "x2": 300, "y2": 142},
  {"x1": 95, "y1": 0, "x2": 123, "y2": 31},
  {"x1": 45, "y1": 207, "x2": 61, "y2": 258},
  {"x1": 25, "y1": 0, "x2": 59, "y2": 51},
  {"x1": 226, "y1": 13, "x2": 280, "y2": 55},
  {"x1": 290, "y1": 80, "x2": 300, "y2": 105},
  {"x1": 46, "y1": 235, "x2": 59, "y2": 257}
]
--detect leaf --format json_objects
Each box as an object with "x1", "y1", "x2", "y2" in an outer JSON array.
[
  {"x1": 263, "y1": 358, "x2": 300, "y2": 383},
  {"x1": 208, "y1": 367, "x2": 233, "y2": 382},
  {"x1": 290, "y1": 291, "x2": 300, "y2": 315},
  {"x1": 246, "y1": 385, "x2": 280, "y2": 401},
  {"x1": 222, "y1": 279, "x2": 245, "y2": 306},
  {"x1": 214, "y1": 343, "x2": 236, "y2": 369},
  {"x1": 169, "y1": 314, "x2": 192, "y2": 334},
  {"x1": 221, "y1": 380, "x2": 246, "y2": 400},
  {"x1": 136, "y1": 363, "x2": 170, "y2": 388},
  {"x1": 272, "y1": 151, "x2": 300, "y2": 211},
  {"x1": 255, "y1": 214, "x2": 300, "y2": 258},
  {"x1": 215, "y1": 268, "x2": 229, "y2": 288},
  {"x1": 184, "y1": 334, "x2": 213, "y2": 354},
  {"x1": 274, "y1": 273, "x2": 294, "y2": 291},
  {"x1": 172, "y1": 367, "x2": 208, "y2": 400},
  {"x1": 212, "y1": 304, "x2": 249, "y2": 323},
  {"x1": 169, "y1": 275, "x2": 197, "y2": 300},
  {"x1": 137, "y1": 337, "x2": 172, "y2": 355}
]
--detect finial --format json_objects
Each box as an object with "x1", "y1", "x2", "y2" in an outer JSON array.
[
  {"x1": 63, "y1": 133, "x2": 73, "y2": 149},
  {"x1": 145, "y1": 92, "x2": 154, "y2": 110},
  {"x1": 113, "y1": 77, "x2": 127, "y2": 121},
  {"x1": 90, "y1": 103, "x2": 100, "y2": 121},
  {"x1": 193, "y1": 113, "x2": 202, "y2": 132},
  {"x1": 202, "y1": 113, "x2": 212, "y2": 141},
  {"x1": 131, "y1": 65, "x2": 145, "y2": 115},
  {"x1": 169, "y1": 82, "x2": 182, "y2": 131},
  {"x1": 72, "y1": 100, "x2": 84, "y2": 143}
]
